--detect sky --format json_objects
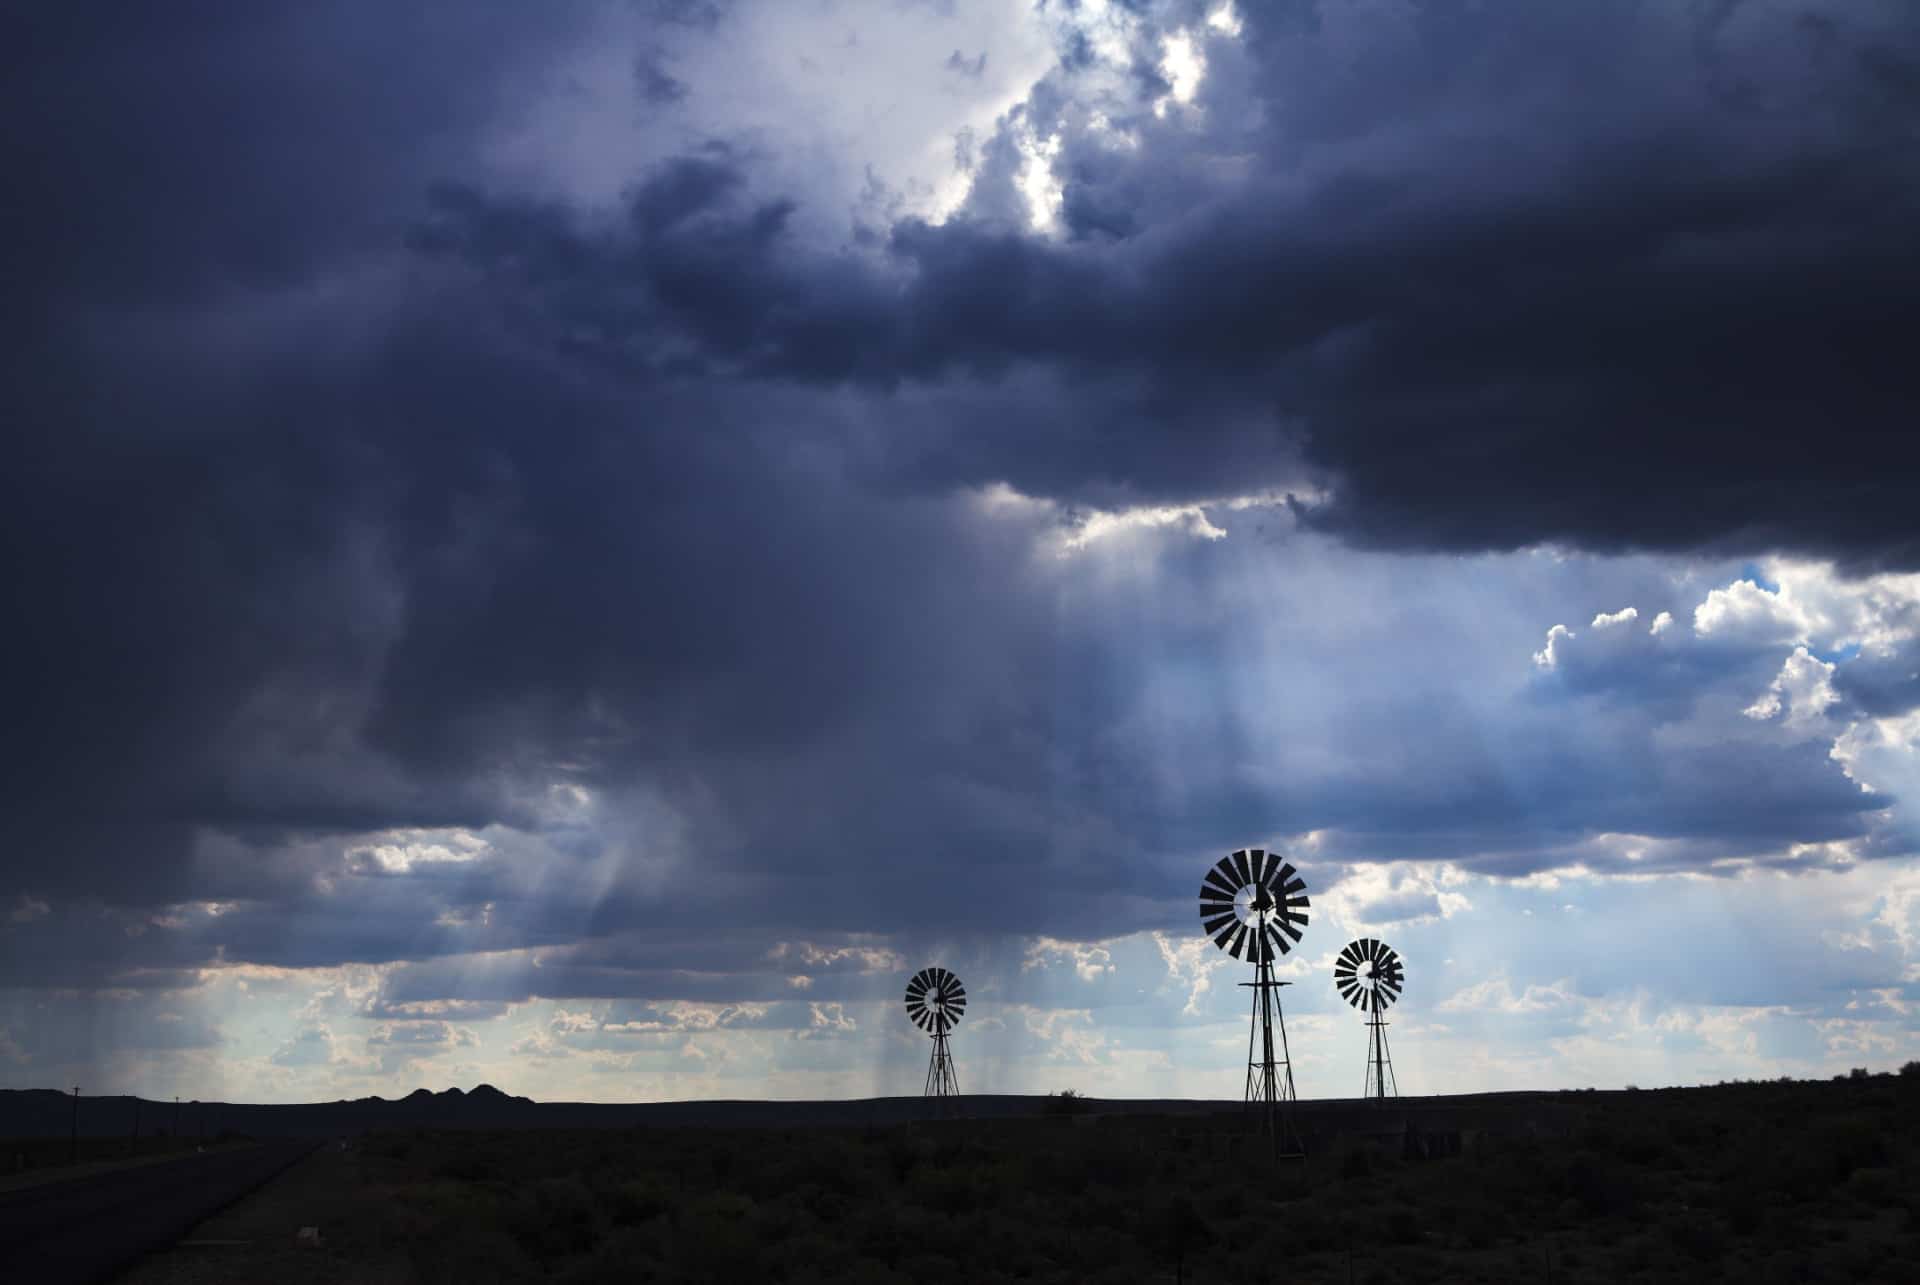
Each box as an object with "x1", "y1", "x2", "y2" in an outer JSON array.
[{"x1": 3, "y1": 0, "x2": 1919, "y2": 1104}]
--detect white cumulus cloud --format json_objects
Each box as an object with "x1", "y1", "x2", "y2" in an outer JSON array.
[{"x1": 1533, "y1": 624, "x2": 1575, "y2": 669}]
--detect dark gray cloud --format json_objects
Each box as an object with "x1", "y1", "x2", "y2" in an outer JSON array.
[
  {"x1": 405, "y1": 1, "x2": 1920, "y2": 565},
  {"x1": 3, "y1": 0, "x2": 1917, "y2": 1024}
]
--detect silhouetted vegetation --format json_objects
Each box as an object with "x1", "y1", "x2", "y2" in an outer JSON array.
[{"x1": 231, "y1": 1076, "x2": 1916, "y2": 1283}]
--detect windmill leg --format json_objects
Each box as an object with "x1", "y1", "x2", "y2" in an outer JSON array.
[
  {"x1": 1272, "y1": 991, "x2": 1302, "y2": 1156},
  {"x1": 1379, "y1": 1019, "x2": 1395, "y2": 1100},
  {"x1": 1245, "y1": 966, "x2": 1262, "y2": 1107}
]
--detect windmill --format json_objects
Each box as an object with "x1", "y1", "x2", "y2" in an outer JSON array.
[
  {"x1": 1333, "y1": 938, "x2": 1403, "y2": 1101},
  {"x1": 1199, "y1": 848, "x2": 1310, "y2": 1151},
  {"x1": 905, "y1": 966, "x2": 966, "y2": 1107}
]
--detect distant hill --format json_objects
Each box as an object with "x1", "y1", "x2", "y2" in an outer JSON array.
[{"x1": 0, "y1": 1084, "x2": 1603, "y2": 1139}]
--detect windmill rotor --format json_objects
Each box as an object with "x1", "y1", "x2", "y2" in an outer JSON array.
[
  {"x1": 1198, "y1": 847, "x2": 1310, "y2": 961},
  {"x1": 1333, "y1": 938, "x2": 1404, "y2": 1013},
  {"x1": 904, "y1": 966, "x2": 967, "y2": 1033}
]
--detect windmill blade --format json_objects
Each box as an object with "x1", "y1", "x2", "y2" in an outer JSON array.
[
  {"x1": 1199, "y1": 898, "x2": 1237, "y2": 922},
  {"x1": 1248, "y1": 849, "x2": 1272, "y2": 887},
  {"x1": 1212, "y1": 923, "x2": 1239, "y2": 953},
  {"x1": 1203, "y1": 911, "x2": 1239, "y2": 938},
  {"x1": 1279, "y1": 920, "x2": 1304, "y2": 943},
  {"x1": 1278, "y1": 875, "x2": 1306, "y2": 897},
  {"x1": 1231, "y1": 850, "x2": 1254, "y2": 887},
  {"x1": 1203, "y1": 868, "x2": 1240, "y2": 899},
  {"x1": 1228, "y1": 923, "x2": 1250, "y2": 959}
]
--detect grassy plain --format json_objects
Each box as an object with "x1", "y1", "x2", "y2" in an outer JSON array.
[{"x1": 120, "y1": 1072, "x2": 1917, "y2": 1284}]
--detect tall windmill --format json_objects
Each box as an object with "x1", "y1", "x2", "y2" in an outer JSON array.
[
  {"x1": 1334, "y1": 938, "x2": 1403, "y2": 1102},
  {"x1": 905, "y1": 967, "x2": 966, "y2": 1109},
  {"x1": 1199, "y1": 848, "x2": 1310, "y2": 1151}
]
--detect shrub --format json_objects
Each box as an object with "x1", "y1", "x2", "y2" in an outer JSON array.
[
  {"x1": 1560, "y1": 1151, "x2": 1638, "y2": 1218},
  {"x1": 1664, "y1": 1215, "x2": 1727, "y2": 1264},
  {"x1": 1044, "y1": 1089, "x2": 1091, "y2": 1117},
  {"x1": 608, "y1": 1173, "x2": 675, "y2": 1226},
  {"x1": 504, "y1": 1175, "x2": 601, "y2": 1261},
  {"x1": 1847, "y1": 1166, "x2": 1900, "y2": 1207}
]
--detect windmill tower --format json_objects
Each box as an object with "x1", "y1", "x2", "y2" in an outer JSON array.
[
  {"x1": 905, "y1": 967, "x2": 966, "y2": 1110},
  {"x1": 1334, "y1": 938, "x2": 1403, "y2": 1101},
  {"x1": 1199, "y1": 848, "x2": 1310, "y2": 1152}
]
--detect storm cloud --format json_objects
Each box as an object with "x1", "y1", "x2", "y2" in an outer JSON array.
[{"x1": 2, "y1": 0, "x2": 1917, "y2": 1098}]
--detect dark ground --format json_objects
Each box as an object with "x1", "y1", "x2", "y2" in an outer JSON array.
[{"x1": 69, "y1": 1071, "x2": 1920, "y2": 1283}]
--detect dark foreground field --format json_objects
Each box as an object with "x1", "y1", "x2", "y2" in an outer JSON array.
[{"x1": 102, "y1": 1073, "x2": 1918, "y2": 1284}]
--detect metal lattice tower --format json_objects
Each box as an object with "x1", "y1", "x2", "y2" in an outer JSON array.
[
  {"x1": 1199, "y1": 848, "x2": 1310, "y2": 1154},
  {"x1": 905, "y1": 967, "x2": 965, "y2": 1111},
  {"x1": 1334, "y1": 938, "x2": 1403, "y2": 1102}
]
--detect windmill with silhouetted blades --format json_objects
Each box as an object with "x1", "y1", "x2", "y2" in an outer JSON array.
[
  {"x1": 905, "y1": 966, "x2": 965, "y2": 1109},
  {"x1": 1334, "y1": 937, "x2": 1403, "y2": 1101},
  {"x1": 1199, "y1": 848, "x2": 1309, "y2": 1153}
]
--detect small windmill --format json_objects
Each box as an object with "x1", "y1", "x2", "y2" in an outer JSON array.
[
  {"x1": 1333, "y1": 938, "x2": 1403, "y2": 1101},
  {"x1": 905, "y1": 966, "x2": 966, "y2": 1107},
  {"x1": 1199, "y1": 848, "x2": 1310, "y2": 1152}
]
